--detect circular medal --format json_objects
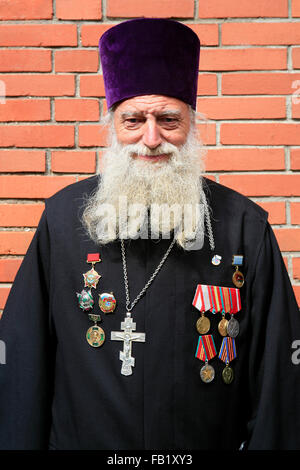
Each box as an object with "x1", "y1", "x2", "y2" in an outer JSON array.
[
  {"x1": 232, "y1": 270, "x2": 244, "y2": 288},
  {"x1": 222, "y1": 365, "x2": 234, "y2": 384},
  {"x1": 200, "y1": 363, "x2": 215, "y2": 383},
  {"x1": 86, "y1": 325, "x2": 105, "y2": 348},
  {"x1": 218, "y1": 317, "x2": 228, "y2": 337},
  {"x1": 227, "y1": 317, "x2": 239, "y2": 338},
  {"x1": 99, "y1": 292, "x2": 117, "y2": 314},
  {"x1": 196, "y1": 315, "x2": 210, "y2": 335}
]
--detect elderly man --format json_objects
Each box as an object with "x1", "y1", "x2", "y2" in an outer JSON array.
[{"x1": 0, "y1": 18, "x2": 300, "y2": 451}]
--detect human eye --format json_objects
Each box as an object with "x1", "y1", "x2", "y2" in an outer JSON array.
[
  {"x1": 158, "y1": 115, "x2": 180, "y2": 129},
  {"x1": 123, "y1": 115, "x2": 144, "y2": 129}
]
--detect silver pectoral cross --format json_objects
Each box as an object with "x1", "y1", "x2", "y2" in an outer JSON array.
[{"x1": 111, "y1": 312, "x2": 146, "y2": 376}]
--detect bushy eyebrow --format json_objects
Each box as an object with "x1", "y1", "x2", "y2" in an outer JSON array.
[{"x1": 120, "y1": 109, "x2": 182, "y2": 120}]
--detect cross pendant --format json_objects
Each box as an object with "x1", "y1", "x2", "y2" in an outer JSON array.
[{"x1": 111, "y1": 312, "x2": 146, "y2": 376}]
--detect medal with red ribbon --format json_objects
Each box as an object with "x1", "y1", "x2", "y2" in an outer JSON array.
[
  {"x1": 195, "y1": 334, "x2": 217, "y2": 383},
  {"x1": 192, "y1": 284, "x2": 215, "y2": 335},
  {"x1": 83, "y1": 253, "x2": 102, "y2": 289},
  {"x1": 218, "y1": 336, "x2": 237, "y2": 384},
  {"x1": 192, "y1": 285, "x2": 241, "y2": 338}
]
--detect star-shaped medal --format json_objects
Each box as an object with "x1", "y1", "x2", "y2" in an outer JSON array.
[{"x1": 83, "y1": 267, "x2": 101, "y2": 289}]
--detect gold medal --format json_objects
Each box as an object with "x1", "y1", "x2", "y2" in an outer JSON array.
[
  {"x1": 232, "y1": 269, "x2": 244, "y2": 288},
  {"x1": 222, "y1": 364, "x2": 234, "y2": 384},
  {"x1": 196, "y1": 313, "x2": 210, "y2": 335},
  {"x1": 86, "y1": 325, "x2": 105, "y2": 348},
  {"x1": 232, "y1": 255, "x2": 244, "y2": 288},
  {"x1": 218, "y1": 317, "x2": 228, "y2": 337}
]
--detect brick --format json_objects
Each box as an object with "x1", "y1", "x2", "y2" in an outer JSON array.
[
  {"x1": 196, "y1": 97, "x2": 285, "y2": 119},
  {"x1": 0, "y1": 231, "x2": 34, "y2": 255},
  {"x1": 78, "y1": 125, "x2": 109, "y2": 147},
  {"x1": 293, "y1": 285, "x2": 300, "y2": 307},
  {"x1": 186, "y1": 24, "x2": 219, "y2": 47},
  {"x1": 0, "y1": 204, "x2": 44, "y2": 227},
  {"x1": 291, "y1": 148, "x2": 300, "y2": 170},
  {"x1": 52, "y1": 151, "x2": 96, "y2": 173},
  {"x1": 0, "y1": 75, "x2": 75, "y2": 97},
  {"x1": 221, "y1": 123, "x2": 300, "y2": 145},
  {"x1": 107, "y1": 0, "x2": 194, "y2": 18},
  {"x1": 0, "y1": 176, "x2": 76, "y2": 199},
  {"x1": 273, "y1": 228, "x2": 300, "y2": 252},
  {"x1": 55, "y1": 50, "x2": 99, "y2": 73},
  {"x1": 205, "y1": 148, "x2": 285, "y2": 172},
  {"x1": 255, "y1": 201, "x2": 286, "y2": 225},
  {"x1": 55, "y1": 99, "x2": 100, "y2": 122},
  {"x1": 222, "y1": 72, "x2": 300, "y2": 95},
  {"x1": 197, "y1": 74, "x2": 218, "y2": 96},
  {"x1": 292, "y1": 48, "x2": 300, "y2": 68},
  {"x1": 0, "y1": 258, "x2": 22, "y2": 282},
  {"x1": 0, "y1": 0, "x2": 52, "y2": 20},
  {"x1": 0, "y1": 99, "x2": 50, "y2": 122},
  {"x1": 80, "y1": 75, "x2": 106, "y2": 97},
  {"x1": 293, "y1": 258, "x2": 300, "y2": 280},
  {"x1": 0, "y1": 150, "x2": 45, "y2": 172},
  {"x1": 81, "y1": 24, "x2": 115, "y2": 47},
  {"x1": 292, "y1": 0, "x2": 300, "y2": 16},
  {"x1": 199, "y1": 48, "x2": 286, "y2": 72},
  {"x1": 219, "y1": 174, "x2": 300, "y2": 197},
  {"x1": 222, "y1": 22, "x2": 300, "y2": 45},
  {"x1": 198, "y1": 0, "x2": 288, "y2": 18},
  {"x1": 0, "y1": 50, "x2": 51, "y2": 73},
  {"x1": 292, "y1": 99, "x2": 300, "y2": 118},
  {"x1": 56, "y1": 0, "x2": 102, "y2": 20},
  {"x1": 197, "y1": 123, "x2": 216, "y2": 145},
  {"x1": 291, "y1": 202, "x2": 300, "y2": 224},
  {"x1": 0, "y1": 24, "x2": 77, "y2": 47},
  {"x1": 0, "y1": 287, "x2": 10, "y2": 310},
  {"x1": 0, "y1": 125, "x2": 74, "y2": 148}
]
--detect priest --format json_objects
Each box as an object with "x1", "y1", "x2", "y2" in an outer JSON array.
[{"x1": 0, "y1": 18, "x2": 300, "y2": 451}]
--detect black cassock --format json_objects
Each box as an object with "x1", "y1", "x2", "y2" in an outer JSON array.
[{"x1": 0, "y1": 176, "x2": 300, "y2": 450}]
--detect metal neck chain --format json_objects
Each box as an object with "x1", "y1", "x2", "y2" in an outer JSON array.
[
  {"x1": 120, "y1": 237, "x2": 176, "y2": 313},
  {"x1": 120, "y1": 189, "x2": 215, "y2": 313},
  {"x1": 201, "y1": 189, "x2": 215, "y2": 252}
]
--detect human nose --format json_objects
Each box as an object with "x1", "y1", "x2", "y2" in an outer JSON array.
[{"x1": 142, "y1": 119, "x2": 163, "y2": 149}]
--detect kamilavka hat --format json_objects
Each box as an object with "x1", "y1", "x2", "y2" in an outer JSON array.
[{"x1": 99, "y1": 18, "x2": 200, "y2": 110}]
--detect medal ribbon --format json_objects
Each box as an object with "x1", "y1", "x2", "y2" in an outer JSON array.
[
  {"x1": 228, "y1": 287, "x2": 241, "y2": 314},
  {"x1": 218, "y1": 287, "x2": 226, "y2": 314},
  {"x1": 87, "y1": 253, "x2": 101, "y2": 263},
  {"x1": 192, "y1": 285, "x2": 213, "y2": 312},
  {"x1": 193, "y1": 285, "x2": 241, "y2": 314},
  {"x1": 218, "y1": 337, "x2": 237, "y2": 364},
  {"x1": 223, "y1": 287, "x2": 231, "y2": 313},
  {"x1": 195, "y1": 334, "x2": 217, "y2": 362}
]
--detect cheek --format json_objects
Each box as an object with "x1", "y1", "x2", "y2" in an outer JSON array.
[
  {"x1": 163, "y1": 128, "x2": 189, "y2": 146},
  {"x1": 115, "y1": 127, "x2": 142, "y2": 145}
]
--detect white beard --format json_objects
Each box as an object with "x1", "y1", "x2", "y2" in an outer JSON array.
[{"x1": 82, "y1": 122, "x2": 207, "y2": 250}]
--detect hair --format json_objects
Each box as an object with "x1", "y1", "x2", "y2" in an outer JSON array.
[{"x1": 81, "y1": 102, "x2": 208, "y2": 250}]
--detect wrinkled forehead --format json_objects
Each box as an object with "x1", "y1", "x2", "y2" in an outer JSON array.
[{"x1": 113, "y1": 95, "x2": 190, "y2": 119}]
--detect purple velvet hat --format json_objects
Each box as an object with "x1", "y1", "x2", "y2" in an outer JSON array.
[{"x1": 99, "y1": 18, "x2": 200, "y2": 110}]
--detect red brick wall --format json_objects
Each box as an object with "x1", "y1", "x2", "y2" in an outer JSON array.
[{"x1": 0, "y1": 0, "x2": 300, "y2": 312}]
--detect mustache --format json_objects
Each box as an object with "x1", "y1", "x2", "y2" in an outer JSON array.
[{"x1": 117, "y1": 141, "x2": 180, "y2": 157}]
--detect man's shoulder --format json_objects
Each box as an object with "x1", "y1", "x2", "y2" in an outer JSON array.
[
  {"x1": 44, "y1": 175, "x2": 99, "y2": 225},
  {"x1": 203, "y1": 177, "x2": 268, "y2": 223},
  {"x1": 48, "y1": 175, "x2": 99, "y2": 202}
]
